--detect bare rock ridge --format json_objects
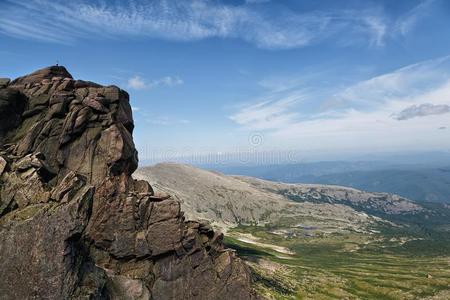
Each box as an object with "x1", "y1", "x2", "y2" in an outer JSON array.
[{"x1": 0, "y1": 66, "x2": 257, "y2": 299}]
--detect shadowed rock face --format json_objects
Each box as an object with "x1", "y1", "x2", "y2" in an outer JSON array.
[{"x1": 0, "y1": 66, "x2": 257, "y2": 300}]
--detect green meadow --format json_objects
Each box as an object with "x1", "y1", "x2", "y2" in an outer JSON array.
[{"x1": 225, "y1": 225, "x2": 450, "y2": 300}]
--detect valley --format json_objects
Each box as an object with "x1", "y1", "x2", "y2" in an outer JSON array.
[{"x1": 225, "y1": 225, "x2": 450, "y2": 299}]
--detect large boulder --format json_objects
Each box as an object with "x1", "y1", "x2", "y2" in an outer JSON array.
[{"x1": 0, "y1": 66, "x2": 258, "y2": 300}]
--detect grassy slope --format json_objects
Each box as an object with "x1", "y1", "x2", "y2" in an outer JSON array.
[{"x1": 225, "y1": 225, "x2": 450, "y2": 300}]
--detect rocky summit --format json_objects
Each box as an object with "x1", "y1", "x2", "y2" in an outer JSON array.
[{"x1": 0, "y1": 66, "x2": 257, "y2": 300}]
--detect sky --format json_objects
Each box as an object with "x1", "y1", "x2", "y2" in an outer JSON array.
[{"x1": 1, "y1": 0, "x2": 450, "y2": 164}]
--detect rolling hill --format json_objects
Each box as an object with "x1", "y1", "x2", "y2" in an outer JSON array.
[{"x1": 134, "y1": 163, "x2": 426, "y2": 232}]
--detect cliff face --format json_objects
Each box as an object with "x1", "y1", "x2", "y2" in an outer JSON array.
[{"x1": 0, "y1": 66, "x2": 257, "y2": 300}]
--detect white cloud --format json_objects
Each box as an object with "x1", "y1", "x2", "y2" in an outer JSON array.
[
  {"x1": 127, "y1": 75, "x2": 183, "y2": 90},
  {"x1": 128, "y1": 76, "x2": 146, "y2": 90},
  {"x1": 324, "y1": 55, "x2": 450, "y2": 111},
  {"x1": 271, "y1": 81, "x2": 450, "y2": 152},
  {"x1": 0, "y1": 0, "x2": 391, "y2": 49},
  {"x1": 230, "y1": 55, "x2": 450, "y2": 152}
]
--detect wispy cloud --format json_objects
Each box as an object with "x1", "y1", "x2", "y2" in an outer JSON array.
[
  {"x1": 363, "y1": 15, "x2": 387, "y2": 47},
  {"x1": 396, "y1": 0, "x2": 436, "y2": 35},
  {"x1": 230, "y1": 55, "x2": 450, "y2": 151},
  {"x1": 229, "y1": 95, "x2": 303, "y2": 131},
  {"x1": 393, "y1": 103, "x2": 450, "y2": 120},
  {"x1": 0, "y1": 0, "x2": 395, "y2": 49},
  {"x1": 324, "y1": 55, "x2": 450, "y2": 111},
  {"x1": 127, "y1": 75, "x2": 183, "y2": 90}
]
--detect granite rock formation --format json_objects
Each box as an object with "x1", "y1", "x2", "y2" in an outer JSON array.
[{"x1": 0, "y1": 66, "x2": 257, "y2": 300}]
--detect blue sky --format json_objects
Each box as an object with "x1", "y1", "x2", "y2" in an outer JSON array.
[{"x1": 1, "y1": 0, "x2": 450, "y2": 163}]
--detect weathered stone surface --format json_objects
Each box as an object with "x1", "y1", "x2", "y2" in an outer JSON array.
[
  {"x1": 0, "y1": 183, "x2": 94, "y2": 300},
  {"x1": 0, "y1": 66, "x2": 258, "y2": 300},
  {"x1": 107, "y1": 275, "x2": 151, "y2": 300},
  {"x1": 11, "y1": 65, "x2": 72, "y2": 86},
  {"x1": 0, "y1": 78, "x2": 10, "y2": 88},
  {"x1": 0, "y1": 156, "x2": 6, "y2": 175},
  {"x1": 83, "y1": 96, "x2": 108, "y2": 112}
]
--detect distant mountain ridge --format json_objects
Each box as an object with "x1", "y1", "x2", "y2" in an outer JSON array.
[
  {"x1": 134, "y1": 163, "x2": 434, "y2": 232},
  {"x1": 297, "y1": 168, "x2": 450, "y2": 204},
  {"x1": 207, "y1": 161, "x2": 450, "y2": 204}
]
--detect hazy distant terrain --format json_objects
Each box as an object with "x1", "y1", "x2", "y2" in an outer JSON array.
[
  {"x1": 302, "y1": 168, "x2": 450, "y2": 204},
  {"x1": 207, "y1": 161, "x2": 450, "y2": 204},
  {"x1": 134, "y1": 163, "x2": 430, "y2": 231}
]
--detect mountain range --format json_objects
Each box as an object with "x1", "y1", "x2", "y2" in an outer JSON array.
[
  {"x1": 205, "y1": 161, "x2": 450, "y2": 204},
  {"x1": 135, "y1": 163, "x2": 450, "y2": 233}
]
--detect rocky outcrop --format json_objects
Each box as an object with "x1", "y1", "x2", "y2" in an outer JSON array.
[{"x1": 0, "y1": 66, "x2": 258, "y2": 299}]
